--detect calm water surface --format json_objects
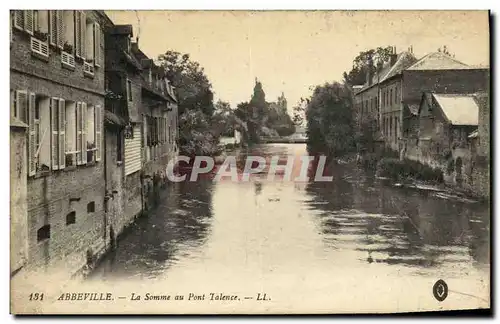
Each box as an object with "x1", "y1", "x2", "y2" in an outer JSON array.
[{"x1": 88, "y1": 144, "x2": 490, "y2": 313}]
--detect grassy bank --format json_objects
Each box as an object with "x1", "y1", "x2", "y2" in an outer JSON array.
[{"x1": 375, "y1": 157, "x2": 444, "y2": 184}]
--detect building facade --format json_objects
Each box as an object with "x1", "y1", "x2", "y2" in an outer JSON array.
[
  {"x1": 10, "y1": 10, "x2": 107, "y2": 276},
  {"x1": 131, "y1": 44, "x2": 179, "y2": 211}
]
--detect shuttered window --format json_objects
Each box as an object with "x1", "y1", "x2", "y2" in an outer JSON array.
[
  {"x1": 81, "y1": 102, "x2": 88, "y2": 164},
  {"x1": 49, "y1": 10, "x2": 64, "y2": 48},
  {"x1": 76, "y1": 102, "x2": 83, "y2": 165},
  {"x1": 95, "y1": 105, "x2": 102, "y2": 161},
  {"x1": 50, "y1": 98, "x2": 60, "y2": 170},
  {"x1": 93, "y1": 22, "x2": 101, "y2": 67}
]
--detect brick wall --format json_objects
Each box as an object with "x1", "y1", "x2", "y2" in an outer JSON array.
[
  {"x1": 124, "y1": 171, "x2": 142, "y2": 226},
  {"x1": 10, "y1": 127, "x2": 29, "y2": 274},
  {"x1": 476, "y1": 93, "x2": 490, "y2": 156},
  {"x1": 10, "y1": 10, "x2": 107, "y2": 275},
  {"x1": 104, "y1": 127, "x2": 130, "y2": 241}
]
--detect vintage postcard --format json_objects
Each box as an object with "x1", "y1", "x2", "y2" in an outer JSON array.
[{"x1": 9, "y1": 10, "x2": 490, "y2": 315}]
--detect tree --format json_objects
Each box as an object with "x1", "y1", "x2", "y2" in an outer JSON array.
[
  {"x1": 212, "y1": 100, "x2": 235, "y2": 137},
  {"x1": 306, "y1": 82, "x2": 355, "y2": 157},
  {"x1": 158, "y1": 51, "x2": 215, "y2": 116},
  {"x1": 158, "y1": 51, "x2": 218, "y2": 155},
  {"x1": 292, "y1": 98, "x2": 307, "y2": 126},
  {"x1": 342, "y1": 46, "x2": 394, "y2": 86}
]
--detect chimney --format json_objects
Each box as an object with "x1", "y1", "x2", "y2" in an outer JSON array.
[
  {"x1": 131, "y1": 42, "x2": 139, "y2": 53},
  {"x1": 389, "y1": 46, "x2": 398, "y2": 66},
  {"x1": 366, "y1": 54, "x2": 374, "y2": 86}
]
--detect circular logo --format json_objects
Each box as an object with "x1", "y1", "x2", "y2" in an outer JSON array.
[{"x1": 433, "y1": 279, "x2": 448, "y2": 302}]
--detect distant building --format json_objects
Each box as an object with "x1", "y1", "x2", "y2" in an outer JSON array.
[
  {"x1": 412, "y1": 91, "x2": 490, "y2": 198},
  {"x1": 131, "y1": 42, "x2": 178, "y2": 211},
  {"x1": 355, "y1": 47, "x2": 489, "y2": 155}
]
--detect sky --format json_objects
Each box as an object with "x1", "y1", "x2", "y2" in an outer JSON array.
[{"x1": 106, "y1": 10, "x2": 490, "y2": 112}]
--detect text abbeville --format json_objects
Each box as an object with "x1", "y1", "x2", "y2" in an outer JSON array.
[{"x1": 57, "y1": 292, "x2": 113, "y2": 301}]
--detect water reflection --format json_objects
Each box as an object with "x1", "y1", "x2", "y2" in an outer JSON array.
[
  {"x1": 304, "y1": 157, "x2": 490, "y2": 272},
  {"x1": 92, "y1": 143, "x2": 489, "y2": 286},
  {"x1": 92, "y1": 180, "x2": 215, "y2": 280}
]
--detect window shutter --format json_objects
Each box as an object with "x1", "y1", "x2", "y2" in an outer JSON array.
[
  {"x1": 49, "y1": 10, "x2": 57, "y2": 46},
  {"x1": 94, "y1": 22, "x2": 101, "y2": 66},
  {"x1": 10, "y1": 11, "x2": 12, "y2": 42},
  {"x1": 15, "y1": 90, "x2": 28, "y2": 124},
  {"x1": 73, "y1": 11, "x2": 79, "y2": 57},
  {"x1": 80, "y1": 11, "x2": 86, "y2": 59},
  {"x1": 95, "y1": 105, "x2": 102, "y2": 161},
  {"x1": 23, "y1": 92, "x2": 36, "y2": 176},
  {"x1": 81, "y1": 102, "x2": 87, "y2": 164},
  {"x1": 50, "y1": 97, "x2": 59, "y2": 170},
  {"x1": 14, "y1": 10, "x2": 24, "y2": 30},
  {"x1": 56, "y1": 10, "x2": 64, "y2": 48},
  {"x1": 76, "y1": 102, "x2": 83, "y2": 165},
  {"x1": 58, "y1": 99, "x2": 66, "y2": 169},
  {"x1": 74, "y1": 11, "x2": 81, "y2": 58},
  {"x1": 24, "y1": 10, "x2": 34, "y2": 35}
]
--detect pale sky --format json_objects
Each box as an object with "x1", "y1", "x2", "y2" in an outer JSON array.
[{"x1": 106, "y1": 10, "x2": 489, "y2": 112}]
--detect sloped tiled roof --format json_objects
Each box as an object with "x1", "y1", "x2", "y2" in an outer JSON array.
[
  {"x1": 468, "y1": 130, "x2": 478, "y2": 139},
  {"x1": 358, "y1": 51, "x2": 416, "y2": 92},
  {"x1": 433, "y1": 94, "x2": 479, "y2": 126},
  {"x1": 10, "y1": 116, "x2": 28, "y2": 128},
  {"x1": 381, "y1": 52, "x2": 418, "y2": 82},
  {"x1": 105, "y1": 110, "x2": 126, "y2": 127},
  {"x1": 406, "y1": 52, "x2": 469, "y2": 70}
]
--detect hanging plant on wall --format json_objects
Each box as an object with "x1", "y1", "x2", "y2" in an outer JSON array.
[
  {"x1": 63, "y1": 42, "x2": 73, "y2": 54},
  {"x1": 33, "y1": 30, "x2": 48, "y2": 42}
]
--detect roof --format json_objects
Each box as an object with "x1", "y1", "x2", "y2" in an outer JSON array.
[
  {"x1": 123, "y1": 50, "x2": 142, "y2": 71},
  {"x1": 433, "y1": 94, "x2": 479, "y2": 126},
  {"x1": 468, "y1": 130, "x2": 478, "y2": 139},
  {"x1": 10, "y1": 116, "x2": 28, "y2": 128},
  {"x1": 406, "y1": 52, "x2": 469, "y2": 70},
  {"x1": 358, "y1": 51, "x2": 417, "y2": 92},
  {"x1": 105, "y1": 110, "x2": 126, "y2": 128},
  {"x1": 109, "y1": 25, "x2": 133, "y2": 36},
  {"x1": 381, "y1": 52, "x2": 418, "y2": 82}
]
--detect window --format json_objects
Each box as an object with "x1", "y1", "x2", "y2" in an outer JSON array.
[
  {"x1": 127, "y1": 80, "x2": 133, "y2": 101},
  {"x1": 85, "y1": 16, "x2": 94, "y2": 62},
  {"x1": 37, "y1": 225, "x2": 51, "y2": 242},
  {"x1": 390, "y1": 89, "x2": 393, "y2": 105},
  {"x1": 34, "y1": 10, "x2": 49, "y2": 35},
  {"x1": 66, "y1": 211, "x2": 76, "y2": 225},
  {"x1": 62, "y1": 11, "x2": 74, "y2": 54},
  {"x1": 86, "y1": 104, "x2": 96, "y2": 162},
  {"x1": 87, "y1": 201, "x2": 95, "y2": 213},
  {"x1": 14, "y1": 10, "x2": 48, "y2": 36}
]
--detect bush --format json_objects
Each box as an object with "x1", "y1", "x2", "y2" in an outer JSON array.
[{"x1": 376, "y1": 158, "x2": 443, "y2": 183}]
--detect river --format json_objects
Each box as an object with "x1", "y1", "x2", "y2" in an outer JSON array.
[{"x1": 83, "y1": 143, "x2": 489, "y2": 314}]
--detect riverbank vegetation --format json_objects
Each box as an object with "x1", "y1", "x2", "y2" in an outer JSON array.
[
  {"x1": 235, "y1": 79, "x2": 296, "y2": 144},
  {"x1": 159, "y1": 51, "x2": 247, "y2": 156}
]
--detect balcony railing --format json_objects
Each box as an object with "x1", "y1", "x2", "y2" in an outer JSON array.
[
  {"x1": 61, "y1": 51, "x2": 75, "y2": 69},
  {"x1": 84, "y1": 61, "x2": 94, "y2": 77},
  {"x1": 30, "y1": 37, "x2": 49, "y2": 59}
]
